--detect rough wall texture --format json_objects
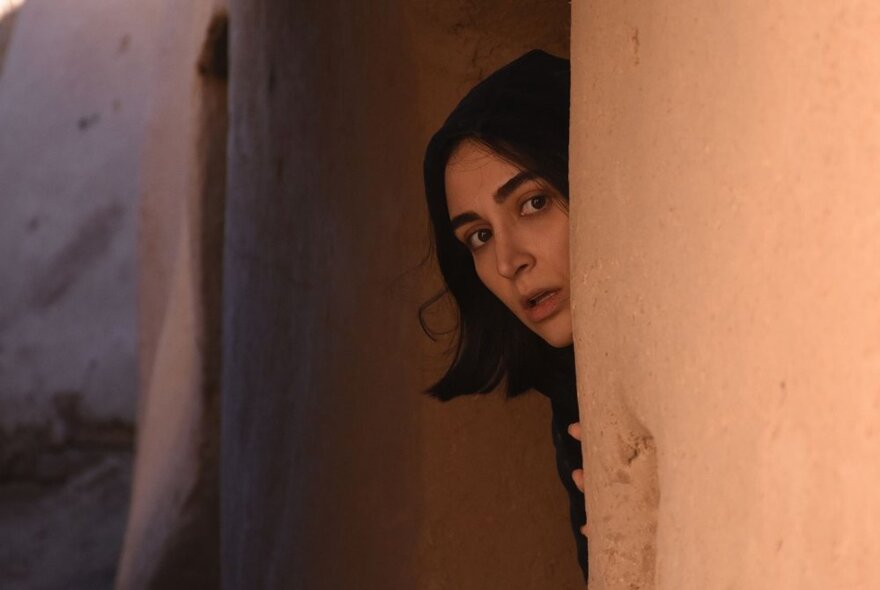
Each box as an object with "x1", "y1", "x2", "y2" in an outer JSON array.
[
  {"x1": 571, "y1": 1, "x2": 880, "y2": 588},
  {"x1": 0, "y1": 0, "x2": 150, "y2": 460},
  {"x1": 0, "y1": 0, "x2": 161, "y2": 586},
  {"x1": 224, "y1": 1, "x2": 581, "y2": 588}
]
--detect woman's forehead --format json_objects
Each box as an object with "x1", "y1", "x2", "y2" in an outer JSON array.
[
  {"x1": 446, "y1": 139, "x2": 512, "y2": 170},
  {"x1": 445, "y1": 141, "x2": 521, "y2": 205}
]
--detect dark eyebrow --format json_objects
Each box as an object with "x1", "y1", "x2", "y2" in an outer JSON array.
[
  {"x1": 450, "y1": 212, "x2": 480, "y2": 232},
  {"x1": 494, "y1": 170, "x2": 537, "y2": 202},
  {"x1": 449, "y1": 171, "x2": 538, "y2": 232}
]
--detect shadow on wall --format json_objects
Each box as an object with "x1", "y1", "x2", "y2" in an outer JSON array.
[
  {"x1": 220, "y1": 1, "x2": 581, "y2": 588},
  {"x1": 0, "y1": 403, "x2": 133, "y2": 590}
]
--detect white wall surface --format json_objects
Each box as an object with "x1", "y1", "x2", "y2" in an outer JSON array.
[{"x1": 0, "y1": 0, "x2": 161, "y2": 437}]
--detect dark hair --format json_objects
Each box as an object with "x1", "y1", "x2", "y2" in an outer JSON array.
[{"x1": 421, "y1": 50, "x2": 571, "y2": 401}]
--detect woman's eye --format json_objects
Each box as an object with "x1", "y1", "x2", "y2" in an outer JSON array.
[
  {"x1": 521, "y1": 195, "x2": 548, "y2": 215},
  {"x1": 466, "y1": 228, "x2": 492, "y2": 250}
]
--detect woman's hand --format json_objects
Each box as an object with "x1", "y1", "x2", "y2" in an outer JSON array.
[
  {"x1": 567, "y1": 421, "x2": 584, "y2": 492},
  {"x1": 568, "y1": 422, "x2": 588, "y2": 537}
]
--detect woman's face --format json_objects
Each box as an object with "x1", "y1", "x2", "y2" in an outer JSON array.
[{"x1": 444, "y1": 139, "x2": 572, "y2": 348}]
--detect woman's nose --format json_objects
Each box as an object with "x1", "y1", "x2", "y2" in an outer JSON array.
[{"x1": 494, "y1": 232, "x2": 533, "y2": 279}]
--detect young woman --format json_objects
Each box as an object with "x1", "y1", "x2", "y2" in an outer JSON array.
[{"x1": 421, "y1": 50, "x2": 587, "y2": 581}]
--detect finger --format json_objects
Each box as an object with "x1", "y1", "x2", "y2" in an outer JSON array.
[
  {"x1": 571, "y1": 468, "x2": 584, "y2": 493},
  {"x1": 567, "y1": 421, "x2": 582, "y2": 441},
  {"x1": 580, "y1": 523, "x2": 588, "y2": 537}
]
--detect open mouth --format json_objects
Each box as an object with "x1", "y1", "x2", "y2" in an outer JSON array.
[
  {"x1": 521, "y1": 289, "x2": 565, "y2": 323},
  {"x1": 526, "y1": 290, "x2": 557, "y2": 308}
]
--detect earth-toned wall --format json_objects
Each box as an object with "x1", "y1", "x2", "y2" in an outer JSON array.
[
  {"x1": 571, "y1": 1, "x2": 880, "y2": 587},
  {"x1": 116, "y1": 1, "x2": 227, "y2": 588},
  {"x1": 9, "y1": 0, "x2": 879, "y2": 586},
  {"x1": 223, "y1": 1, "x2": 582, "y2": 588}
]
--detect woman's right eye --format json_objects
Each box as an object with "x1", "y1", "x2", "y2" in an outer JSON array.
[{"x1": 466, "y1": 228, "x2": 492, "y2": 250}]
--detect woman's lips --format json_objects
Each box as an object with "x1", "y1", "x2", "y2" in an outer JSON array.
[{"x1": 523, "y1": 289, "x2": 564, "y2": 323}]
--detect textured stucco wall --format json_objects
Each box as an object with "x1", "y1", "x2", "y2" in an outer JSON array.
[
  {"x1": 224, "y1": 1, "x2": 581, "y2": 588},
  {"x1": 571, "y1": 1, "x2": 880, "y2": 588},
  {"x1": 0, "y1": 0, "x2": 157, "y2": 467},
  {"x1": 0, "y1": 1, "x2": 170, "y2": 586}
]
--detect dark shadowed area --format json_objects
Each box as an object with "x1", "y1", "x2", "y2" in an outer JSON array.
[{"x1": 223, "y1": 1, "x2": 581, "y2": 588}]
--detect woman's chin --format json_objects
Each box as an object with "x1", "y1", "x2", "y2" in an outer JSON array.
[
  {"x1": 532, "y1": 309, "x2": 573, "y2": 348},
  {"x1": 543, "y1": 333, "x2": 574, "y2": 348},
  {"x1": 536, "y1": 324, "x2": 573, "y2": 348}
]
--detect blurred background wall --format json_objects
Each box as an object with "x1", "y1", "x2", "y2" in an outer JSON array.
[
  {"x1": 0, "y1": 0, "x2": 163, "y2": 587},
  {"x1": 1, "y1": 1, "x2": 585, "y2": 588},
  {"x1": 222, "y1": 1, "x2": 582, "y2": 588}
]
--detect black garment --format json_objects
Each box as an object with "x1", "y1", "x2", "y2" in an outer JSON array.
[{"x1": 533, "y1": 345, "x2": 588, "y2": 583}]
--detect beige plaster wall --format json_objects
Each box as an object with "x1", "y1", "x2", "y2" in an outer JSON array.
[
  {"x1": 224, "y1": 1, "x2": 582, "y2": 587},
  {"x1": 116, "y1": 1, "x2": 225, "y2": 587},
  {"x1": 571, "y1": 1, "x2": 880, "y2": 588}
]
